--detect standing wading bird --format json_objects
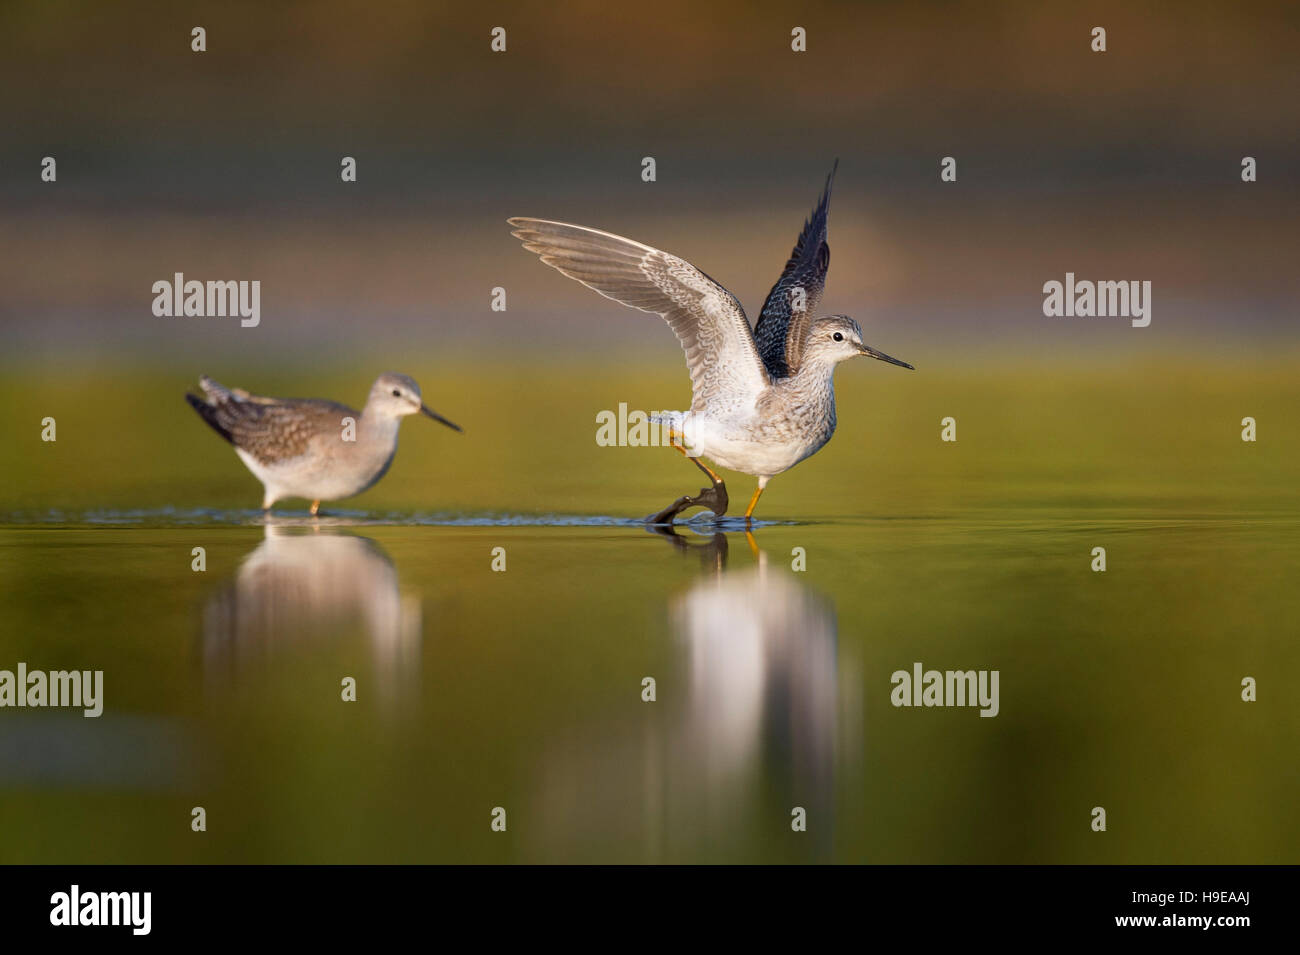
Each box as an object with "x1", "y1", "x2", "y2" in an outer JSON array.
[
  {"x1": 185, "y1": 373, "x2": 461, "y2": 515},
  {"x1": 508, "y1": 161, "x2": 913, "y2": 526}
]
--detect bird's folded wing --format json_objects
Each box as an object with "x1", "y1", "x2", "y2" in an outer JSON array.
[
  {"x1": 752, "y1": 160, "x2": 836, "y2": 378},
  {"x1": 508, "y1": 218, "x2": 770, "y2": 414},
  {"x1": 190, "y1": 379, "x2": 347, "y2": 465}
]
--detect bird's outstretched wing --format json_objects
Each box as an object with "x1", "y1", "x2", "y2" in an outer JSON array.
[
  {"x1": 508, "y1": 218, "x2": 770, "y2": 414},
  {"x1": 186, "y1": 376, "x2": 352, "y2": 466},
  {"x1": 752, "y1": 161, "x2": 837, "y2": 379}
]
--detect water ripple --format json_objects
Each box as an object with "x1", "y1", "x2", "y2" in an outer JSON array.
[{"x1": 1, "y1": 506, "x2": 793, "y2": 529}]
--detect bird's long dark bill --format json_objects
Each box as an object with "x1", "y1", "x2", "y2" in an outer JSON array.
[
  {"x1": 860, "y1": 344, "x2": 914, "y2": 370},
  {"x1": 421, "y1": 404, "x2": 463, "y2": 431}
]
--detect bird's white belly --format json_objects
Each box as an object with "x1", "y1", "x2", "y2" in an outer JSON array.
[
  {"x1": 685, "y1": 414, "x2": 833, "y2": 479},
  {"x1": 236, "y1": 448, "x2": 390, "y2": 502}
]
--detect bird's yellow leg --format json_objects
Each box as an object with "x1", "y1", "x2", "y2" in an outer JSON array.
[
  {"x1": 744, "y1": 485, "x2": 765, "y2": 522},
  {"x1": 310, "y1": 500, "x2": 320, "y2": 517},
  {"x1": 667, "y1": 430, "x2": 723, "y2": 484}
]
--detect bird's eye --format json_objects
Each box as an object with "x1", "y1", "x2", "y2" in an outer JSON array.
[
  {"x1": 832, "y1": 332, "x2": 844, "y2": 342},
  {"x1": 392, "y1": 389, "x2": 402, "y2": 397}
]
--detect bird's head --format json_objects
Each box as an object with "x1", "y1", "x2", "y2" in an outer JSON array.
[
  {"x1": 370, "y1": 372, "x2": 462, "y2": 431},
  {"x1": 806, "y1": 316, "x2": 913, "y2": 370}
]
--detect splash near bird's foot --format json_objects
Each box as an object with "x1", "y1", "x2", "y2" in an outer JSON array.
[{"x1": 645, "y1": 480, "x2": 728, "y2": 526}]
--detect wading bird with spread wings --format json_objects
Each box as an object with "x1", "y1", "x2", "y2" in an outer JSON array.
[{"x1": 509, "y1": 162, "x2": 912, "y2": 525}]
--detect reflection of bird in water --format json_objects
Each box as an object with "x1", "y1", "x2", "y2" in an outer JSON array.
[
  {"x1": 667, "y1": 531, "x2": 838, "y2": 854},
  {"x1": 646, "y1": 522, "x2": 729, "y2": 573},
  {"x1": 531, "y1": 529, "x2": 843, "y2": 861},
  {"x1": 202, "y1": 526, "x2": 421, "y2": 708}
]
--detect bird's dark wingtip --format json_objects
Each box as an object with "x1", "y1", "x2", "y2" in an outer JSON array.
[{"x1": 812, "y1": 160, "x2": 837, "y2": 220}]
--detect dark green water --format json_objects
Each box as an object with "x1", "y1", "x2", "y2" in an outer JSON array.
[{"x1": 1, "y1": 514, "x2": 1295, "y2": 863}]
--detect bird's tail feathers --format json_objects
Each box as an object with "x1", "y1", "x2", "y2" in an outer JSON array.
[
  {"x1": 197, "y1": 374, "x2": 234, "y2": 402},
  {"x1": 185, "y1": 391, "x2": 235, "y2": 444},
  {"x1": 650, "y1": 410, "x2": 706, "y2": 456}
]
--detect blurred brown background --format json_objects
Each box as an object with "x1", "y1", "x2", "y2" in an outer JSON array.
[{"x1": 1, "y1": 0, "x2": 1297, "y2": 365}]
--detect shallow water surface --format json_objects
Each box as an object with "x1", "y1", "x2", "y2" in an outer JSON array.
[
  {"x1": 1, "y1": 513, "x2": 1295, "y2": 863},
  {"x1": 1, "y1": 360, "x2": 1297, "y2": 861}
]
